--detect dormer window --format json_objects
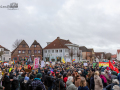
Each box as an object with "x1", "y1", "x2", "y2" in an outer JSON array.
[{"x1": 34, "y1": 45, "x2": 36, "y2": 47}]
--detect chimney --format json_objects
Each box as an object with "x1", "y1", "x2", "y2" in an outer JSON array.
[{"x1": 57, "y1": 37, "x2": 60, "y2": 39}]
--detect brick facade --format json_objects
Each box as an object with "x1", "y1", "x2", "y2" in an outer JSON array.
[{"x1": 11, "y1": 40, "x2": 42, "y2": 62}]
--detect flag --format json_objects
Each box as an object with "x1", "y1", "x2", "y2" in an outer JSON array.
[
  {"x1": 113, "y1": 60, "x2": 115, "y2": 64},
  {"x1": 109, "y1": 60, "x2": 119, "y2": 73},
  {"x1": 72, "y1": 59, "x2": 75, "y2": 62},
  {"x1": 109, "y1": 60, "x2": 114, "y2": 70},
  {"x1": 62, "y1": 58, "x2": 65, "y2": 63}
]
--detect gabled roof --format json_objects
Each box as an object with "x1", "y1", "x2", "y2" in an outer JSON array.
[
  {"x1": 0, "y1": 45, "x2": 10, "y2": 51},
  {"x1": 11, "y1": 40, "x2": 29, "y2": 55},
  {"x1": 79, "y1": 46, "x2": 88, "y2": 52},
  {"x1": 44, "y1": 37, "x2": 72, "y2": 49},
  {"x1": 117, "y1": 50, "x2": 120, "y2": 54},
  {"x1": 30, "y1": 40, "x2": 42, "y2": 48},
  {"x1": 111, "y1": 54, "x2": 117, "y2": 58}
]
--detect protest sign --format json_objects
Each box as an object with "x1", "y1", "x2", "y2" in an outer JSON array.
[
  {"x1": 52, "y1": 62, "x2": 55, "y2": 65},
  {"x1": 84, "y1": 63, "x2": 87, "y2": 66},
  {"x1": 66, "y1": 58, "x2": 70, "y2": 62},
  {"x1": 99, "y1": 62, "x2": 109, "y2": 67},
  {"x1": 4, "y1": 63, "x2": 9, "y2": 66},
  {"x1": 93, "y1": 63, "x2": 97, "y2": 68},
  {"x1": 46, "y1": 62, "x2": 50, "y2": 65},
  {"x1": 41, "y1": 61, "x2": 45, "y2": 68},
  {"x1": 34, "y1": 58, "x2": 39, "y2": 69}
]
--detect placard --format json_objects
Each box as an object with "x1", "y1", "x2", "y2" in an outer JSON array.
[
  {"x1": 34, "y1": 58, "x2": 39, "y2": 69},
  {"x1": 46, "y1": 62, "x2": 50, "y2": 65},
  {"x1": 52, "y1": 62, "x2": 55, "y2": 65},
  {"x1": 41, "y1": 61, "x2": 45, "y2": 68},
  {"x1": 84, "y1": 63, "x2": 87, "y2": 66},
  {"x1": 66, "y1": 58, "x2": 70, "y2": 62},
  {"x1": 4, "y1": 63, "x2": 9, "y2": 66}
]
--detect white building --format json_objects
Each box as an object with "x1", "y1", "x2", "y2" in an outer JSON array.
[
  {"x1": 0, "y1": 45, "x2": 11, "y2": 62},
  {"x1": 43, "y1": 37, "x2": 82, "y2": 62},
  {"x1": 117, "y1": 50, "x2": 120, "y2": 61}
]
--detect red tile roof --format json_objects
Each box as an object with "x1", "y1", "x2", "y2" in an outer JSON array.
[
  {"x1": 111, "y1": 54, "x2": 117, "y2": 58},
  {"x1": 117, "y1": 50, "x2": 120, "y2": 54},
  {"x1": 44, "y1": 37, "x2": 72, "y2": 49}
]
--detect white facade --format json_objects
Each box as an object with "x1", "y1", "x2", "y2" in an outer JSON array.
[
  {"x1": 117, "y1": 52, "x2": 120, "y2": 61},
  {"x1": 43, "y1": 44, "x2": 82, "y2": 62},
  {"x1": 0, "y1": 47, "x2": 11, "y2": 61}
]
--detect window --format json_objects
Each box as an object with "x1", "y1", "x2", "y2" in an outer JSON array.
[
  {"x1": 48, "y1": 50, "x2": 50, "y2": 53},
  {"x1": 65, "y1": 49, "x2": 68, "y2": 52},
  {"x1": 23, "y1": 45, "x2": 25, "y2": 47},
  {"x1": 22, "y1": 50, "x2": 25, "y2": 53},
  {"x1": 9, "y1": 58, "x2": 11, "y2": 60},
  {"x1": 34, "y1": 50, "x2": 37, "y2": 53},
  {"x1": 55, "y1": 50, "x2": 58, "y2": 53},
  {"x1": 52, "y1": 50, "x2": 54, "y2": 53},
  {"x1": 5, "y1": 51, "x2": 9, "y2": 54},
  {"x1": 14, "y1": 57, "x2": 17, "y2": 60},
  {"x1": 18, "y1": 50, "x2": 21, "y2": 53},
  {"x1": 34, "y1": 45, "x2": 36, "y2": 47},
  {"x1": 4, "y1": 57, "x2": 5, "y2": 61},
  {"x1": 59, "y1": 50, "x2": 62, "y2": 53},
  {"x1": 38, "y1": 50, "x2": 40, "y2": 53},
  {"x1": 45, "y1": 50, "x2": 47, "y2": 53},
  {"x1": 28, "y1": 50, "x2": 31, "y2": 54}
]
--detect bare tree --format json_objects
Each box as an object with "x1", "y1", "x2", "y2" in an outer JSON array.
[
  {"x1": 69, "y1": 48, "x2": 74, "y2": 61},
  {"x1": 0, "y1": 51, "x2": 4, "y2": 61},
  {"x1": 12, "y1": 39, "x2": 23, "y2": 50},
  {"x1": 77, "y1": 50, "x2": 81, "y2": 62}
]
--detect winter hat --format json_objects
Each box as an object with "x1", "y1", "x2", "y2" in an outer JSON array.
[
  {"x1": 36, "y1": 73, "x2": 42, "y2": 78},
  {"x1": 67, "y1": 76, "x2": 73, "y2": 82},
  {"x1": 47, "y1": 71, "x2": 51, "y2": 75},
  {"x1": 78, "y1": 71, "x2": 81, "y2": 74},
  {"x1": 24, "y1": 77, "x2": 29, "y2": 80},
  {"x1": 52, "y1": 72, "x2": 55, "y2": 76}
]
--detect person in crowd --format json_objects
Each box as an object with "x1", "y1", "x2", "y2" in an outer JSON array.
[
  {"x1": 3, "y1": 72, "x2": 13, "y2": 90},
  {"x1": 94, "y1": 71, "x2": 103, "y2": 90},
  {"x1": 66, "y1": 76, "x2": 78, "y2": 90},
  {"x1": 63, "y1": 72, "x2": 68, "y2": 87},
  {"x1": 90, "y1": 72, "x2": 94, "y2": 90},
  {"x1": 100, "y1": 72, "x2": 107, "y2": 87},
  {"x1": 56, "y1": 75, "x2": 65, "y2": 90},
  {"x1": 106, "y1": 79, "x2": 120, "y2": 90},
  {"x1": 78, "y1": 77, "x2": 89, "y2": 90},
  {"x1": 75, "y1": 74, "x2": 81, "y2": 87},
  {"x1": 104, "y1": 70, "x2": 111, "y2": 85},
  {"x1": 31, "y1": 73, "x2": 46, "y2": 90},
  {"x1": 12, "y1": 72, "x2": 19, "y2": 90}
]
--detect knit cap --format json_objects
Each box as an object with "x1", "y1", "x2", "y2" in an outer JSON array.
[{"x1": 36, "y1": 73, "x2": 42, "y2": 78}]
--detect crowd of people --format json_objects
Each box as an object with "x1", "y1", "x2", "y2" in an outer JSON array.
[{"x1": 0, "y1": 61, "x2": 120, "y2": 90}]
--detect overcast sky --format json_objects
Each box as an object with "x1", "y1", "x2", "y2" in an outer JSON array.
[{"x1": 0, "y1": 0, "x2": 120, "y2": 54}]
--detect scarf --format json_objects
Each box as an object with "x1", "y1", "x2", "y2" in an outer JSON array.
[
  {"x1": 34, "y1": 78, "x2": 41, "y2": 81},
  {"x1": 100, "y1": 75, "x2": 107, "y2": 83},
  {"x1": 6, "y1": 75, "x2": 9, "y2": 78}
]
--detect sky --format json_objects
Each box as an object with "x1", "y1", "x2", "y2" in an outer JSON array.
[{"x1": 0, "y1": 0, "x2": 120, "y2": 54}]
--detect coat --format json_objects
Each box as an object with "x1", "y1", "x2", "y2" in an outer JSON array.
[
  {"x1": 46, "y1": 75, "x2": 53, "y2": 87},
  {"x1": 94, "y1": 75, "x2": 103, "y2": 90},
  {"x1": 66, "y1": 80, "x2": 78, "y2": 90},
  {"x1": 56, "y1": 78, "x2": 66, "y2": 90},
  {"x1": 75, "y1": 77, "x2": 81, "y2": 87},
  {"x1": 104, "y1": 73, "x2": 111, "y2": 84},
  {"x1": 4, "y1": 76, "x2": 11, "y2": 90},
  {"x1": 90, "y1": 77, "x2": 94, "y2": 90},
  {"x1": 78, "y1": 86, "x2": 89, "y2": 90}
]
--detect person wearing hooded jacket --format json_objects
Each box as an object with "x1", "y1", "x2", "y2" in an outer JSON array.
[
  {"x1": 94, "y1": 71, "x2": 103, "y2": 90},
  {"x1": 12, "y1": 72, "x2": 19, "y2": 90},
  {"x1": 56, "y1": 75, "x2": 65, "y2": 90},
  {"x1": 66, "y1": 76, "x2": 77, "y2": 90}
]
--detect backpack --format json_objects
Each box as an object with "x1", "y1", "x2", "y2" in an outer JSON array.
[{"x1": 35, "y1": 84, "x2": 43, "y2": 90}]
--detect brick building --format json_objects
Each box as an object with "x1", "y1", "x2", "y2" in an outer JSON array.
[{"x1": 11, "y1": 40, "x2": 42, "y2": 62}]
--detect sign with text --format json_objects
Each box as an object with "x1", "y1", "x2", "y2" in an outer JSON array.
[
  {"x1": 34, "y1": 58, "x2": 39, "y2": 69},
  {"x1": 41, "y1": 61, "x2": 45, "y2": 68},
  {"x1": 99, "y1": 62, "x2": 109, "y2": 67}
]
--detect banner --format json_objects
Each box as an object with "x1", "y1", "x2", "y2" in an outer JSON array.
[
  {"x1": 34, "y1": 58, "x2": 39, "y2": 69},
  {"x1": 93, "y1": 63, "x2": 97, "y2": 68},
  {"x1": 99, "y1": 62, "x2": 109, "y2": 67},
  {"x1": 41, "y1": 61, "x2": 45, "y2": 68}
]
